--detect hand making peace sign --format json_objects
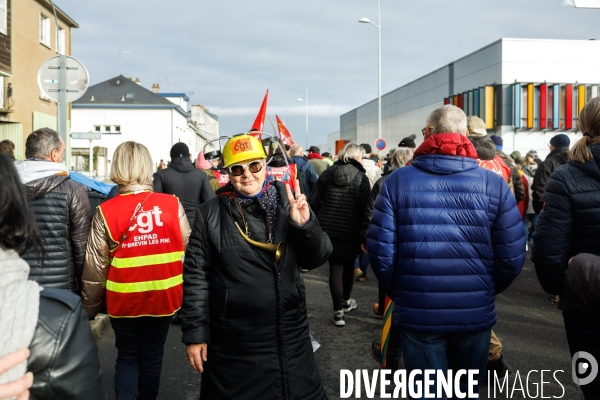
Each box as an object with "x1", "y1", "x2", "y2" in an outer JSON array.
[{"x1": 286, "y1": 180, "x2": 310, "y2": 226}]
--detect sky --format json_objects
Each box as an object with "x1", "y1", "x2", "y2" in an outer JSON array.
[{"x1": 58, "y1": 0, "x2": 599, "y2": 147}]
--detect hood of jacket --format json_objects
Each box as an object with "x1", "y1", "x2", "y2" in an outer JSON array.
[
  {"x1": 15, "y1": 160, "x2": 69, "y2": 184},
  {"x1": 546, "y1": 147, "x2": 570, "y2": 164},
  {"x1": 412, "y1": 133, "x2": 479, "y2": 175},
  {"x1": 169, "y1": 157, "x2": 195, "y2": 173},
  {"x1": 496, "y1": 150, "x2": 515, "y2": 167},
  {"x1": 361, "y1": 158, "x2": 378, "y2": 170},
  {"x1": 569, "y1": 144, "x2": 600, "y2": 181},
  {"x1": 522, "y1": 164, "x2": 538, "y2": 178},
  {"x1": 292, "y1": 155, "x2": 308, "y2": 170},
  {"x1": 307, "y1": 152, "x2": 322, "y2": 160},
  {"x1": 25, "y1": 174, "x2": 71, "y2": 200},
  {"x1": 330, "y1": 159, "x2": 365, "y2": 187},
  {"x1": 468, "y1": 134, "x2": 496, "y2": 161}
]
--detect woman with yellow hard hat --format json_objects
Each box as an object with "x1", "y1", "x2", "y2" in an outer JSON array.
[{"x1": 181, "y1": 134, "x2": 333, "y2": 400}]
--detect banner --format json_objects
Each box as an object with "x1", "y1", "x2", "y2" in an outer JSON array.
[
  {"x1": 276, "y1": 115, "x2": 294, "y2": 146},
  {"x1": 250, "y1": 90, "x2": 269, "y2": 138}
]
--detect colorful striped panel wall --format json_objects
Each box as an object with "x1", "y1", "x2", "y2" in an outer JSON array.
[
  {"x1": 467, "y1": 91, "x2": 473, "y2": 116},
  {"x1": 527, "y1": 84, "x2": 534, "y2": 129},
  {"x1": 513, "y1": 83, "x2": 521, "y2": 129},
  {"x1": 473, "y1": 90, "x2": 480, "y2": 117},
  {"x1": 444, "y1": 98, "x2": 449, "y2": 105},
  {"x1": 485, "y1": 86, "x2": 494, "y2": 129},
  {"x1": 553, "y1": 84, "x2": 560, "y2": 130},
  {"x1": 479, "y1": 88, "x2": 486, "y2": 122},
  {"x1": 579, "y1": 85, "x2": 585, "y2": 116},
  {"x1": 565, "y1": 84, "x2": 573, "y2": 130},
  {"x1": 540, "y1": 84, "x2": 547, "y2": 130}
]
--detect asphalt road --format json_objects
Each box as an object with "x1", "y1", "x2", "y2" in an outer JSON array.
[{"x1": 97, "y1": 251, "x2": 584, "y2": 399}]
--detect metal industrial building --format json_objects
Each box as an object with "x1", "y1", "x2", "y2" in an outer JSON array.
[{"x1": 334, "y1": 38, "x2": 600, "y2": 157}]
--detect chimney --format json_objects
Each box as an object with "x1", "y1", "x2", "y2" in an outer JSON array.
[
  {"x1": 134, "y1": 78, "x2": 141, "y2": 85},
  {"x1": 152, "y1": 83, "x2": 160, "y2": 94}
]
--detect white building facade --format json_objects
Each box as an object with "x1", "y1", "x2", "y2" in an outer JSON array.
[
  {"x1": 71, "y1": 76, "x2": 218, "y2": 177},
  {"x1": 340, "y1": 38, "x2": 600, "y2": 158}
]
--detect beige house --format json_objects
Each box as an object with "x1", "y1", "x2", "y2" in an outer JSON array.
[{"x1": 0, "y1": 0, "x2": 78, "y2": 160}]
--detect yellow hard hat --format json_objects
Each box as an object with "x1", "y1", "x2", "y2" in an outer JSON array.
[{"x1": 222, "y1": 134, "x2": 267, "y2": 168}]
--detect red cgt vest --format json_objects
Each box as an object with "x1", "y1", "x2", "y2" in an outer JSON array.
[{"x1": 99, "y1": 191, "x2": 184, "y2": 318}]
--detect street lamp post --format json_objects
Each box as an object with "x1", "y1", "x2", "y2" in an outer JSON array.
[
  {"x1": 359, "y1": 0, "x2": 382, "y2": 146},
  {"x1": 297, "y1": 87, "x2": 308, "y2": 149}
]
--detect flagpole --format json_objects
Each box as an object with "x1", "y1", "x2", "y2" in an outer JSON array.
[{"x1": 305, "y1": 87, "x2": 309, "y2": 149}]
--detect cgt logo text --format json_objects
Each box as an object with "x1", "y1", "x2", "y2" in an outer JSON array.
[{"x1": 339, "y1": 352, "x2": 598, "y2": 399}]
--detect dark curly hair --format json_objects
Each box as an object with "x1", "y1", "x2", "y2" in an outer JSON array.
[{"x1": 0, "y1": 154, "x2": 43, "y2": 255}]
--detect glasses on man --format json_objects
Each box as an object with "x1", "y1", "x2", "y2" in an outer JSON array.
[
  {"x1": 422, "y1": 127, "x2": 432, "y2": 136},
  {"x1": 227, "y1": 160, "x2": 263, "y2": 176}
]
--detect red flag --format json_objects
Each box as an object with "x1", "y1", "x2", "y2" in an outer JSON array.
[
  {"x1": 276, "y1": 115, "x2": 294, "y2": 146},
  {"x1": 250, "y1": 90, "x2": 268, "y2": 139}
]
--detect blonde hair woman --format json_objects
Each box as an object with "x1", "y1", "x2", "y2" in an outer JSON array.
[
  {"x1": 82, "y1": 141, "x2": 190, "y2": 400},
  {"x1": 308, "y1": 142, "x2": 371, "y2": 326},
  {"x1": 532, "y1": 96, "x2": 600, "y2": 399}
]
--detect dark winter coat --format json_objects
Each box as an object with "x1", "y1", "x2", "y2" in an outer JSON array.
[
  {"x1": 497, "y1": 150, "x2": 526, "y2": 202},
  {"x1": 367, "y1": 134, "x2": 525, "y2": 334},
  {"x1": 22, "y1": 175, "x2": 91, "y2": 294},
  {"x1": 563, "y1": 253, "x2": 600, "y2": 311},
  {"x1": 29, "y1": 288, "x2": 107, "y2": 399},
  {"x1": 153, "y1": 156, "x2": 216, "y2": 226},
  {"x1": 469, "y1": 134, "x2": 496, "y2": 160},
  {"x1": 181, "y1": 181, "x2": 332, "y2": 400},
  {"x1": 532, "y1": 144, "x2": 600, "y2": 311},
  {"x1": 361, "y1": 168, "x2": 396, "y2": 243},
  {"x1": 531, "y1": 147, "x2": 569, "y2": 214},
  {"x1": 292, "y1": 155, "x2": 318, "y2": 198},
  {"x1": 308, "y1": 159, "x2": 371, "y2": 260}
]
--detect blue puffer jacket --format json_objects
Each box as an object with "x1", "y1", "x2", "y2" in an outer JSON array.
[{"x1": 367, "y1": 134, "x2": 526, "y2": 334}]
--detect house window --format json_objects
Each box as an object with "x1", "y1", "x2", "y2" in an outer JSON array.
[
  {"x1": 0, "y1": 0, "x2": 7, "y2": 36},
  {"x1": 94, "y1": 125, "x2": 101, "y2": 132},
  {"x1": 125, "y1": 93, "x2": 134, "y2": 99},
  {"x1": 40, "y1": 14, "x2": 50, "y2": 47},
  {"x1": 104, "y1": 125, "x2": 111, "y2": 133},
  {"x1": 114, "y1": 125, "x2": 121, "y2": 132},
  {"x1": 56, "y1": 27, "x2": 65, "y2": 54}
]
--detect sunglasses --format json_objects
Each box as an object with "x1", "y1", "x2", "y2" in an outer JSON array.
[{"x1": 227, "y1": 160, "x2": 263, "y2": 176}]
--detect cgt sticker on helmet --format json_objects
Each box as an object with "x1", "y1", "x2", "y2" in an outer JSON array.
[{"x1": 231, "y1": 138, "x2": 253, "y2": 155}]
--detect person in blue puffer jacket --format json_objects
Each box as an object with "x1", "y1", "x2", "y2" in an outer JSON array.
[{"x1": 367, "y1": 105, "x2": 525, "y2": 398}]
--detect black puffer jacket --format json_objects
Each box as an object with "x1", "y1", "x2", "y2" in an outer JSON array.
[
  {"x1": 153, "y1": 157, "x2": 216, "y2": 226},
  {"x1": 29, "y1": 288, "x2": 107, "y2": 399},
  {"x1": 309, "y1": 159, "x2": 371, "y2": 259},
  {"x1": 532, "y1": 144, "x2": 600, "y2": 311},
  {"x1": 181, "y1": 181, "x2": 332, "y2": 400},
  {"x1": 531, "y1": 147, "x2": 569, "y2": 214},
  {"x1": 22, "y1": 175, "x2": 91, "y2": 294},
  {"x1": 361, "y1": 167, "x2": 396, "y2": 243}
]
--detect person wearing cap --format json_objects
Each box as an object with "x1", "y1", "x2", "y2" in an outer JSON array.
[
  {"x1": 526, "y1": 150, "x2": 542, "y2": 167},
  {"x1": 359, "y1": 143, "x2": 383, "y2": 187},
  {"x1": 531, "y1": 133, "x2": 570, "y2": 214},
  {"x1": 398, "y1": 134, "x2": 417, "y2": 150},
  {"x1": 321, "y1": 152, "x2": 334, "y2": 167},
  {"x1": 153, "y1": 143, "x2": 216, "y2": 228},
  {"x1": 307, "y1": 145, "x2": 328, "y2": 177},
  {"x1": 181, "y1": 133, "x2": 332, "y2": 400},
  {"x1": 195, "y1": 151, "x2": 222, "y2": 192},
  {"x1": 466, "y1": 116, "x2": 515, "y2": 376},
  {"x1": 491, "y1": 135, "x2": 526, "y2": 203}
]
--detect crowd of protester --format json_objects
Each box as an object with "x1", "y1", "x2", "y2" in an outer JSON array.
[{"x1": 0, "y1": 99, "x2": 599, "y2": 399}]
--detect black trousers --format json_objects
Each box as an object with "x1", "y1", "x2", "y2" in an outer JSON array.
[{"x1": 329, "y1": 256, "x2": 355, "y2": 311}]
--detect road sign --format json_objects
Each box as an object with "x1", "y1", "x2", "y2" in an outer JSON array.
[
  {"x1": 375, "y1": 138, "x2": 387, "y2": 151},
  {"x1": 37, "y1": 55, "x2": 89, "y2": 103},
  {"x1": 70, "y1": 132, "x2": 101, "y2": 140}
]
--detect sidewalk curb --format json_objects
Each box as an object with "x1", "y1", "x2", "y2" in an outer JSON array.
[{"x1": 90, "y1": 313, "x2": 109, "y2": 341}]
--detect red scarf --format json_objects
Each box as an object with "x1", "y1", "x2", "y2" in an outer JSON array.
[
  {"x1": 307, "y1": 153, "x2": 323, "y2": 160},
  {"x1": 413, "y1": 133, "x2": 478, "y2": 160}
]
